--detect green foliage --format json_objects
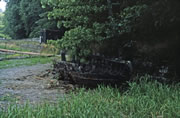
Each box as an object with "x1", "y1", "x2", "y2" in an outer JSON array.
[
  {"x1": 40, "y1": 0, "x2": 151, "y2": 57},
  {"x1": 0, "y1": 13, "x2": 4, "y2": 25},
  {"x1": 60, "y1": 26, "x2": 99, "y2": 57},
  {"x1": 0, "y1": 33, "x2": 11, "y2": 39},
  {"x1": 30, "y1": 12, "x2": 57, "y2": 38},
  {"x1": 0, "y1": 12, "x2": 11, "y2": 39},
  {"x1": 41, "y1": 0, "x2": 108, "y2": 56},
  {"x1": 19, "y1": 0, "x2": 43, "y2": 37},
  {"x1": 3, "y1": 0, "x2": 57, "y2": 39},
  {"x1": 4, "y1": 0, "x2": 26, "y2": 39},
  {"x1": 41, "y1": 0, "x2": 180, "y2": 60},
  {"x1": 0, "y1": 76, "x2": 180, "y2": 117},
  {"x1": 118, "y1": 4, "x2": 147, "y2": 34}
]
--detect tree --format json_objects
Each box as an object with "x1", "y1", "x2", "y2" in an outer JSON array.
[
  {"x1": 19, "y1": 0, "x2": 57, "y2": 37},
  {"x1": 4, "y1": 0, "x2": 26, "y2": 39},
  {"x1": 19, "y1": 0, "x2": 42, "y2": 37},
  {"x1": 0, "y1": 13, "x2": 5, "y2": 38},
  {"x1": 41, "y1": 0, "x2": 110, "y2": 58},
  {"x1": 4, "y1": 0, "x2": 57, "y2": 39}
]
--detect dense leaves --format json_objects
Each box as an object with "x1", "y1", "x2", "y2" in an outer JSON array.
[
  {"x1": 41, "y1": 0, "x2": 110, "y2": 57},
  {"x1": 19, "y1": 0, "x2": 43, "y2": 37},
  {"x1": 0, "y1": 13, "x2": 7, "y2": 38},
  {"x1": 4, "y1": 0, "x2": 26, "y2": 39},
  {"x1": 3, "y1": 0, "x2": 57, "y2": 39}
]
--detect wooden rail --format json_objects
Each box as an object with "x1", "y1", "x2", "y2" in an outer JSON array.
[{"x1": 0, "y1": 48, "x2": 54, "y2": 57}]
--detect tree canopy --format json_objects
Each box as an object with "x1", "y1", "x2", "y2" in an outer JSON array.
[
  {"x1": 4, "y1": 0, "x2": 26, "y2": 39},
  {"x1": 3, "y1": 0, "x2": 57, "y2": 39}
]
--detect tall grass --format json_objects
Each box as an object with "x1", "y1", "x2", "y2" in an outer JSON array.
[{"x1": 0, "y1": 76, "x2": 179, "y2": 118}]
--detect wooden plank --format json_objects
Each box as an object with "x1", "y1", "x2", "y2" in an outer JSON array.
[{"x1": 0, "y1": 48, "x2": 54, "y2": 57}]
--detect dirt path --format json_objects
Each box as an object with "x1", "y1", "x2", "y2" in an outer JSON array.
[{"x1": 0, "y1": 64, "x2": 65, "y2": 108}]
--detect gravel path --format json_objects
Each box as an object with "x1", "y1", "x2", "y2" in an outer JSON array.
[{"x1": 0, "y1": 64, "x2": 65, "y2": 108}]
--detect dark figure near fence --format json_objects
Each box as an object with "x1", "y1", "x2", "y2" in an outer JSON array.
[
  {"x1": 61, "y1": 50, "x2": 66, "y2": 61},
  {"x1": 40, "y1": 26, "x2": 66, "y2": 43}
]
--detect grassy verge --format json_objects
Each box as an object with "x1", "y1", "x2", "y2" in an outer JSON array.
[
  {"x1": 0, "y1": 40, "x2": 58, "y2": 54},
  {"x1": 0, "y1": 53, "x2": 29, "y2": 59},
  {"x1": 0, "y1": 40, "x2": 31, "y2": 52},
  {"x1": 0, "y1": 56, "x2": 53, "y2": 69},
  {"x1": 0, "y1": 76, "x2": 179, "y2": 118}
]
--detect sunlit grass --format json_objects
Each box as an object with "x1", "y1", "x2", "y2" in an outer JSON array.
[
  {"x1": 0, "y1": 76, "x2": 179, "y2": 118},
  {"x1": 0, "y1": 41, "x2": 31, "y2": 52},
  {"x1": 0, "y1": 40, "x2": 59, "y2": 54},
  {"x1": 0, "y1": 56, "x2": 53, "y2": 69},
  {"x1": 0, "y1": 53, "x2": 29, "y2": 59}
]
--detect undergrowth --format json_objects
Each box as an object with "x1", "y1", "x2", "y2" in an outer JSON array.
[{"x1": 0, "y1": 76, "x2": 179, "y2": 118}]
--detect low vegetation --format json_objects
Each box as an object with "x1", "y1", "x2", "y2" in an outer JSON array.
[
  {"x1": 0, "y1": 40, "x2": 40, "y2": 52},
  {"x1": 0, "y1": 56, "x2": 53, "y2": 69},
  {"x1": 0, "y1": 53, "x2": 29, "y2": 59},
  {"x1": 0, "y1": 76, "x2": 179, "y2": 118},
  {"x1": 0, "y1": 40, "x2": 58, "y2": 54},
  {"x1": 0, "y1": 94, "x2": 16, "y2": 102}
]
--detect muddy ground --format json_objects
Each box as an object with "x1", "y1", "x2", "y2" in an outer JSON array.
[{"x1": 0, "y1": 63, "x2": 68, "y2": 109}]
